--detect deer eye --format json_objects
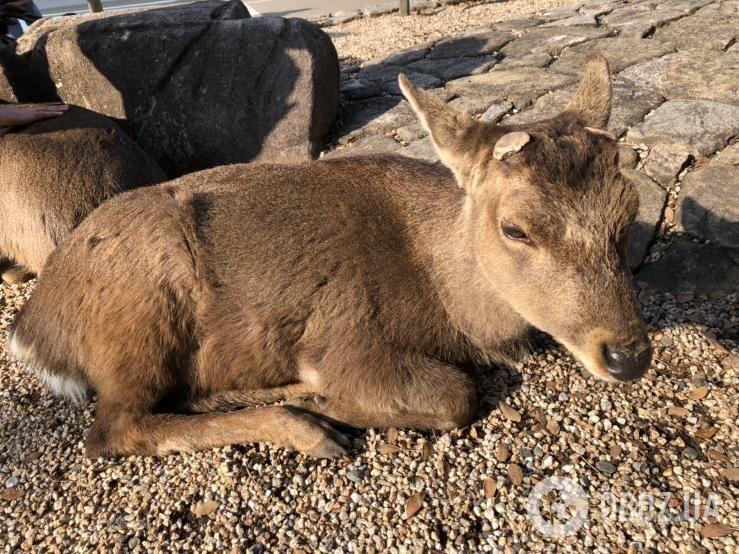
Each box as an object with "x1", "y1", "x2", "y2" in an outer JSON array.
[{"x1": 502, "y1": 224, "x2": 530, "y2": 244}]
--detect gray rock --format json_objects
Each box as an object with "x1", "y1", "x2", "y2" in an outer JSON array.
[
  {"x1": 339, "y1": 97, "x2": 411, "y2": 141},
  {"x1": 602, "y1": 0, "x2": 702, "y2": 32},
  {"x1": 5, "y1": 476, "x2": 19, "y2": 488},
  {"x1": 494, "y1": 52, "x2": 552, "y2": 70},
  {"x1": 615, "y1": 21, "x2": 657, "y2": 39},
  {"x1": 367, "y1": 43, "x2": 433, "y2": 67},
  {"x1": 624, "y1": 171, "x2": 667, "y2": 268},
  {"x1": 383, "y1": 72, "x2": 443, "y2": 95},
  {"x1": 641, "y1": 143, "x2": 691, "y2": 186},
  {"x1": 480, "y1": 101, "x2": 514, "y2": 123},
  {"x1": 659, "y1": 0, "x2": 715, "y2": 12},
  {"x1": 407, "y1": 56, "x2": 497, "y2": 81},
  {"x1": 636, "y1": 239, "x2": 739, "y2": 296},
  {"x1": 494, "y1": 17, "x2": 544, "y2": 33},
  {"x1": 14, "y1": 3, "x2": 339, "y2": 175},
  {"x1": 325, "y1": 134, "x2": 402, "y2": 159},
  {"x1": 357, "y1": 64, "x2": 442, "y2": 94},
  {"x1": 678, "y1": 161, "x2": 739, "y2": 249},
  {"x1": 399, "y1": 136, "x2": 440, "y2": 163},
  {"x1": 548, "y1": 37, "x2": 675, "y2": 75},
  {"x1": 445, "y1": 67, "x2": 576, "y2": 110},
  {"x1": 596, "y1": 460, "x2": 617, "y2": 475},
  {"x1": 346, "y1": 469, "x2": 364, "y2": 482},
  {"x1": 500, "y1": 26, "x2": 611, "y2": 58},
  {"x1": 654, "y1": 5, "x2": 738, "y2": 52},
  {"x1": 537, "y1": 4, "x2": 583, "y2": 21},
  {"x1": 619, "y1": 49, "x2": 739, "y2": 106},
  {"x1": 505, "y1": 80, "x2": 663, "y2": 138},
  {"x1": 542, "y1": 14, "x2": 597, "y2": 26},
  {"x1": 579, "y1": 1, "x2": 619, "y2": 17},
  {"x1": 428, "y1": 28, "x2": 512, "y2": 59},
  {"x1": 713, "y1": 143, "x2": 739, "y2": 165},
  {"x1": 396, "y1": 123, "x2": 428, "y2": 143},
  {"x1": 626, "y1": 100, "x2": 739, "y2": 157},
  {"x1": 618, "y1": 146, "x2": 639, "y2": 170},
  {"x1": 448, "y1": 95, "x2": 496, "y2": 116},
  {"x1": 681, "y1": 447, "x2": 699, "y2": 460},
  {"x1": 340, "y1": 79, "x2": 382, "y2": 100}
]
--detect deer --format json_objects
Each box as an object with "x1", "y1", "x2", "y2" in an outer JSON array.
[
  {"x1": 9, "y1": 54, "x2": 652, "y2": 458},
  {"x1": 0, "y1": 105, "x2": 165, "y2": 284}
]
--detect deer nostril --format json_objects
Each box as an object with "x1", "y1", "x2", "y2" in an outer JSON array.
[{"x1": 602, "y1": 342, "x2": 652, "y2": 381}]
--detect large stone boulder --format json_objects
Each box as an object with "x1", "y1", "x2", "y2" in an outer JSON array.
[
  {"x1": 0, "y1": 106, "x2": 165, "y2": 281},
  {"x1": 4, "y1": 0, "x2": 339, "y2": 176}
]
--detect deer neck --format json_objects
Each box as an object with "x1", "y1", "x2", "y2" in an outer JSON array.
[{"x1": 426, "y1": 196, "x2": 530, "y2": 349}]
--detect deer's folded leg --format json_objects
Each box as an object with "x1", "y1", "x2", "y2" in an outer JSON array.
[{"x1": 85, "y1": 402, "x2": 350, "y2": 459}]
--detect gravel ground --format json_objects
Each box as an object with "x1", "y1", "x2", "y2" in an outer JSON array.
[
  {"x1": 326, "y1": 0, "x2": 578, "y2": 69},
  {"x1": 2, "y1": 1, "x2": 739, "y2": 552},
  {"x1": 2, "y1": 282, "x2": 737, "y2": 551}
]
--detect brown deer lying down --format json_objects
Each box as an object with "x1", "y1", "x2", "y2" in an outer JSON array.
[
  {"x1": 10, "y1": 54, "x2": 651, "y2": 458},
  {"x1": 0, "y1": 106, "x2": 165, "y2": 283}
]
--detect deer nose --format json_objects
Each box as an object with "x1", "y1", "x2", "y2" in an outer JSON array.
[{"x1": 603, "y1": 341, "x2": 652, "y2": 381}]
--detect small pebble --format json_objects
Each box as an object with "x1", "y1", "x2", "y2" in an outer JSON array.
[{"x1": 596, "y1": 461, "x2": 617, "y2": 475}]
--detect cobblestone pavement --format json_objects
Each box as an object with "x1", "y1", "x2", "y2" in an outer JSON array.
[{"x1": 1, "y1": 0, "x2": 738, "y2": 552}]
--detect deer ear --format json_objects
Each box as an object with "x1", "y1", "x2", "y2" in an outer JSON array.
[
  {"x1": 399, "y1": 74, "x2": 482, "y2": 187},
  {"x1": 564, "y1": 52, "x2": 612, "y2": 129}
]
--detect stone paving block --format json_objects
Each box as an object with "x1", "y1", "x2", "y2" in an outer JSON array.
[
  {"x1": 548, "y1": 37, "x2": 675, "y2": 75},
  {"x1": 505, "y1": 80, "x2": 663, "y2": 137},
  {"x1": 448, "y1": 95, "x2": 496, "y2": 116},
  {"x1": 406, "y1": 56, "x2": 497, "y2": 81},
  {"x1": 480, "y1": 101, "x2": 515, "y2": 122},
  {"x1": 654, "y1": 5, "x2": 738, "y2": 51},
  {"x1": 493, "y1": 17, "x2": 544, "y2": 33},
  {"x1": 677, "y1": 158, "x2": 739, "y2": 248},
  {"x1": 494, "y1": 52, "x2": 552, "y2": 70},
  {"x1": 428, "y1": 29, "x2": 513, "y2": 59},
  {"x1": 636, "y1": 239, "x2": 739, "y2": 296},
  {"x1": 399, "y1": 136, "x2": 440, "y2": 163},
  {"x1": 395, "y1": 123, "x2": 428, "y2": 143},
  {"x1": 619, "y1": 49, "x2": 739, "y2": 105},
  {"x1": 712, "y1": 142, "x2": 739, "y2": 165},
  {"x1": 445, "y1": 67, "x2": 576, "y2": 109},
  {"x1": 602, "y1": 0, "x2": 708, "y2": 32},
  {"x1": 537, "y1": 3, "x2": 584, "y2": 21},
  {"x1": 324, "y1": 134, "x2": 402, "y2": 158},
  {"x1": 626, "y1": 99, "x2": 739, "y2": 156},
  {"x1": 624, "y1": 170, "x2": 668, "y2": 268},
  {"x1": 541, "y1": 14, "x2": 597, "y2": 26},
  {"x1": 340, "y1": 78, "x2": 382, "y2": 100},
  {"x1": 500, "y1": 25, "x2": 611, "y2": 58},
  {"x1": 641, "y1": 142, "x2": 691, "y2": 186},
  {"x1": 363, "y1": 43, "x2": 433, "y2": 68},
  {"x1": 339, "y1": 96, "x2": 410, "y2": 141}
]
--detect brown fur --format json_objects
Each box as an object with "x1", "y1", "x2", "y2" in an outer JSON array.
[
  {"x1": 0, "y1": 105, "x2": 165, "y2": 282},
  {"x1": 9, "y1": 54, "x2": 650, "y2": 458}
]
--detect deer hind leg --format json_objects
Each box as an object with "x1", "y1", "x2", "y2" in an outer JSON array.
[
  {"x1": 291, "y1": 351, "x2": 479, "y2": 431},
  {"x1": 182, "y1": 383, "x2": 316, "y2": 413},
  {"x1": 86, "y1": 398, "x2": 350, "y2": 459}
]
